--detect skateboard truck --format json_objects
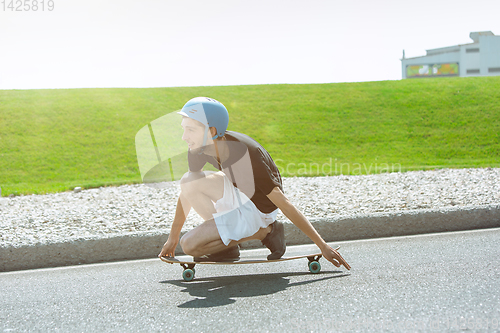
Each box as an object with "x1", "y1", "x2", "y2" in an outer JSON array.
[
  {"x1": 306, "y1": 255, "x2": 322, "y2": 274},
  {"x1": 180, "y1": 263, "x2": 196, "y2": 282}
]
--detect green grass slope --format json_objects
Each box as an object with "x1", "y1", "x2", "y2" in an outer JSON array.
[{"x1": 1, "y1": 76, "x2": 499, "y2": 196}]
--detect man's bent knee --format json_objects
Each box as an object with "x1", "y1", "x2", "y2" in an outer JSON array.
[
  {"x1": 180, "y1": 233, "x2": 201, "y2": 256},
  {"x1": 180, "y1": 171, "x2": 224, "y2": 203},
  {"x1": 180, "y1": 171, "x2": 205, "y2": 195}
]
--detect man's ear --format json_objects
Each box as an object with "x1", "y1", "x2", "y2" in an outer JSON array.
[{"x1": 209, "y1": 127, "x2": 217, "y2": 138}]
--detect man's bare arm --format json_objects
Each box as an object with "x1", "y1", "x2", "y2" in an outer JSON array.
[
  {"x1": 266, "y1": 186, "x2": 351, "y2": 270},
  {"x1": 158, "y1": 195, "x2": 191, "y2": 258}
]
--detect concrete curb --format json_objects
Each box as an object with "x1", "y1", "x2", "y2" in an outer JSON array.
[{"x1": 1, "y1": 204, "x2": 499, "y2": 272}]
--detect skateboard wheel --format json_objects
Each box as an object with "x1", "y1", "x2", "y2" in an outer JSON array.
[
  {"x1": 182, "y1": 269, "x2": 195, "y2": 281},
  {"x1": 308, "y1": 261, "x2": 321, "y2": 274}
]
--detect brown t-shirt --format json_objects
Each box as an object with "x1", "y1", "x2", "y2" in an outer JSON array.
[{"x1": 188, "y1": 131, "x2": 283, "y2": 213}]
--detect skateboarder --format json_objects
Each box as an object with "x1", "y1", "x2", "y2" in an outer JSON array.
[{"x1": 158, "y1": 97, "x2": 350, "y2": 270}]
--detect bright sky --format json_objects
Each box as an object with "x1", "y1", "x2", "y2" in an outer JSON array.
[{"x1": 1, "y1": 0, "x2": 499, "y2": 90}]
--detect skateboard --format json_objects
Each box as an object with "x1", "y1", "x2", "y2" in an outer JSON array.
[{"x1": 161, "y1": 246, "x2": 340, "y2": 281}]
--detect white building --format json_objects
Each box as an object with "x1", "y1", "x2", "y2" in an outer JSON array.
[{"x1": 401, "y1": 31, "x2": 500, "y2": 79}]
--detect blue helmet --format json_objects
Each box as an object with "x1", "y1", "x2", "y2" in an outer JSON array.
[{"x1": 178, "y1": 97, "x2": 229, "y2": 140}]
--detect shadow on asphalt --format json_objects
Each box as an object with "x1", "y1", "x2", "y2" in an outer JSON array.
[{"x1": 160, "y1": 271, "x2": 350, "y2": 308}]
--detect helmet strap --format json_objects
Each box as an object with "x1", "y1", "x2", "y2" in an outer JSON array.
[
  {"x1": 198, "y1": 126, "x2": 220, "y2": 155},
  {"x1": 197, "y1": 126, "x2": 210, "y2": 155},
  {"x1": 213, "y1": 139, "x2": 222, "y2": 171}
]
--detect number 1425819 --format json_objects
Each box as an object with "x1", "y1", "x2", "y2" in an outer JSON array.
[{"x1": 2, "y1": 0, "x2": 54, "y2": 11}]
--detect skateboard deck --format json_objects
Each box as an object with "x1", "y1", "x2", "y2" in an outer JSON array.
[{"x1": 161, "y1": 246, "x2": 340, "y2": 281}]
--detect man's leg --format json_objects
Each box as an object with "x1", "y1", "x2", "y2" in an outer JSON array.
[
  {"x1": 178, "y1": 170, "x2": 244, "y2": 257},
  {"x1": 178, "y1": 171, "x2": 224, "y2": 221},
  {"x1": 178, "y1": 170, "x2": 276, "y2": 258},
  {"x1": 180, "y1": 219, "x2": 271, "y2": 257}
]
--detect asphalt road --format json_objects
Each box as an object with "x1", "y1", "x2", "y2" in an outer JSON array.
[{"x1": 1, "y1": 228, "x2": 500, "y2": 332}]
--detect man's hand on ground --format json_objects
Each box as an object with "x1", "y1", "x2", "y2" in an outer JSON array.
[{"x1": 321, "y1": 245, "x2": 351, "y2": 270}]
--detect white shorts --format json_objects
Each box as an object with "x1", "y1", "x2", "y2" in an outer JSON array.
[{"x1": 213, "y1": 172, "x2": 278, "y2": 246}]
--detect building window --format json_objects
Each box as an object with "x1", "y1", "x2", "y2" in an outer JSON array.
[
  {"x1": 467, "y1": 69, "x2": 480, "y2": 74},
  {"x1": 406, "y1": 63, "x2": 459, "y2": 78},
  {"x1": 466, "y1": 48, "x2": 480, "y2": 53},
  {"x1": 488, "y1": 67, "x2": 500, "y2": 73}
]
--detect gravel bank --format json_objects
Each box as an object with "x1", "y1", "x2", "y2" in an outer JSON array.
[{"x1": 1, "y1": 168, "x2": 499, "y2": 248}]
